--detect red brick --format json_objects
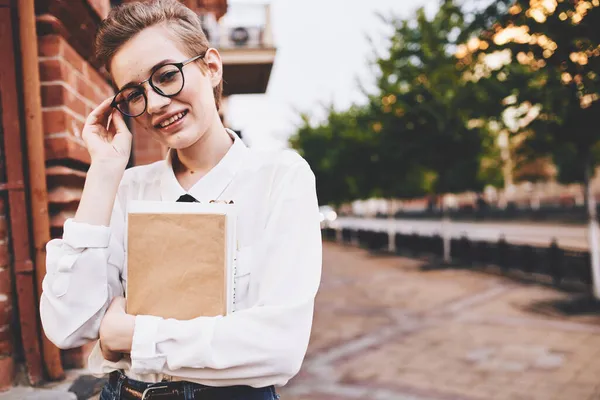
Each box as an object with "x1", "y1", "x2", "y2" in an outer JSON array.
[
  {"x1": 61, "y1": 38, "x2": 84, "y2": 72},
  {"x1": 0, "y1": 218, "x2": 6, "y2": 238},
  {"x1": 42, "y1": 109, "x2": 67, "y2": 134},
  {"x1": 81, "y1": 62, "x2": 89, "y2": 79},
  {"x1": 42, "y1": 108, "x2": 84, "y2": 137},
  {"x1": 77, "y1": 74, "x2": 104, "y2": 105},
  {"x1": 0, "y1": 245, "x2": 9, "y2": 269},
  {"x1": 41, "y1": 85, "x2": 63, "y2": 107},
  {"x1": 0, "y1": 317, "x2": 10, "y2": 338},
  {"x1": 38, "y1": 59, "x2": 64, "y2": 82},
  {"x1": 41, "y1": 84, "x2": 88, "y2": 118},
  {"x1": 44, "y1": 136, "x2": 91, "y2": 165},
  {"x1": 0, "y1": 325, "x2": 11, "y2": 345},
  {"x1": 38, "y1": 35, "x2": 61, "y2": 57},
  {"x1": 62, "y1": 65, "x2": 79, "y2": 94},
  {"x1": 40, "y1": 56, "x2": 106, "y2": 108},
  {"x1": 0, "y1": 268, "x2": 10, "y2": 299},
  {"x1": 0, "y1": 356, "x2": 14, "y2": 391},
  {"x1": 88, "y1": 68, "x2": 111, "y2": 95},
  {"x1": 0, "y1": 340, "x2": 12, "y2": 357},
  {"x1": 0, "y1": 197, "x2": 5, "y2": 215}
]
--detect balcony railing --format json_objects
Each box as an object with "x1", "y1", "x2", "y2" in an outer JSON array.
[{"x1": 201, "y1": 3, "x2": 274, "y2": 49}]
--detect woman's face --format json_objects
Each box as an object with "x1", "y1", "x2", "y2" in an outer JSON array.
[{"x1": 110, "y1": 24, "x2": 222, "y2": 149}]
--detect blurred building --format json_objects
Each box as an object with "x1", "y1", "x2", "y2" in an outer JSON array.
[{"x1": 0, "y1": 0, "x2": 275, "y2": 389}]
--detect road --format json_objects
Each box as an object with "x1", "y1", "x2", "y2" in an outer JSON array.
[{"x1": 330, "y1": 217, "x2": 590, "y2": 250}]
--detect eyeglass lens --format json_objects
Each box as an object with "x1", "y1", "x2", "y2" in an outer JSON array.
[{"x1": 114, "y1": 64, "x2": 185, "y2": 117}]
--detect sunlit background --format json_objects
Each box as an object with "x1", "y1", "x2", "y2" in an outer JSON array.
[
  {"x1": 2, "y1": 0, "x2": 600, "y2": 399},
  {"x1": 226, "y1": 0, "x2": 439, "y2": 148}
]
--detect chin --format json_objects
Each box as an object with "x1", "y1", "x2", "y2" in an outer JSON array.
[{"x1": 161, "y1": 129, "x2": 204, "y2": 150}]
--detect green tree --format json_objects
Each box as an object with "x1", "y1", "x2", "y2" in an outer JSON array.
[
  {"x1": 372, "y1": 0, "x2": 490, "y2": 202},
  {"x1": 290, "y1": 106, "x2": 379, "y2": 206},
  {"x1": 467, "y1": 0, "x2": 600, "y2": 195},
  {"x1": 290, "y1": 0, "x2": 498, "y2": 210}
]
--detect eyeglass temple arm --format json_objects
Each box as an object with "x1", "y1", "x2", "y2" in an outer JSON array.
[{"x1": 182, "y1": 53, "x2": 206, "y2": 66}]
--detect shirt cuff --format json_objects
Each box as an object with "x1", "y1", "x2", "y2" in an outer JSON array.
[
  {"x1": 63, "y1": 218, "x2": 111, "y2": 249},
  {"x1": 130, "y1": 315, "x2": 166, "y2": 374}
]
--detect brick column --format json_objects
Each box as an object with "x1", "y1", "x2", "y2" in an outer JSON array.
[{"x1": 0, "y1": 190, "x2": 15, "y2": 390}]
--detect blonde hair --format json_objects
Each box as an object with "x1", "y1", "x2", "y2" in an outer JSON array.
[{"x1": 95, "y1": 0, "x2": 222, "y2": 110}]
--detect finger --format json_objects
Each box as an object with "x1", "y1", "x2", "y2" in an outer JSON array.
[
  {"x1": 111, "y1": 111, "x2": 133, "y2": 152},
  {"x1": 86, "y1": 97, "x2": 115, "y2": 126},
  {"x1": 111, "y1": 110, "x2": 130, "y2": 134},
  {"x1": 106, "y1": 112, "x2": 113, "y2": 132}
]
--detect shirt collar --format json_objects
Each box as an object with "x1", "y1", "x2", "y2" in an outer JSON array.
[{"x1": 159, "y1": 129, "x2": 248, "y2": 203}]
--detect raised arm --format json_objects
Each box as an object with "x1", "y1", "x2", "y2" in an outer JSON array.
[{"x1": 40, "y1": 99, "x2": 132, "y2": 349}]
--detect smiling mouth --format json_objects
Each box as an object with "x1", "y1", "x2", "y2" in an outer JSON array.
[{"x1": 156, "y1": 110, "x2": 189, "y2": 129}]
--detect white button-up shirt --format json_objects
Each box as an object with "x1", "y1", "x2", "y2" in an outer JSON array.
[{"x1": 40, "y1": 131, "x2": 322, "y2": 387}]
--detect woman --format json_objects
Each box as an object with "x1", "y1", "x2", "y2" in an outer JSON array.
[{"x1": 39, "y1": 1, "x2": 322, "y2": 399}]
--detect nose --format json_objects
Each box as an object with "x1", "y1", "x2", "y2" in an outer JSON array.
[{"x1": 146, "y1": 86, "x2": 171, "y2": 114}]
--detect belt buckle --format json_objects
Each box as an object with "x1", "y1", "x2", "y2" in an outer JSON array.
[{"x1": 140, "y1": 384, "x2": 169, "y2": 400}]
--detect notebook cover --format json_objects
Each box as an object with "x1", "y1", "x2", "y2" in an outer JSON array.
[{"x1": 126, "y1": 212, "x2": 227, "y2": 320}]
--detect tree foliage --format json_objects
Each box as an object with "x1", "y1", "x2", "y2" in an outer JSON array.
[
  {"x1": 467, "y1": 0, "x2": 600, "y2": 185},
  {"x1": 290, "y1": 0, "x2": 600, "y2": 206},
  {"x1": 290, "y1": 106, "x2": 378, "y2": 205},
  {"x1": 291, "y1": 0, "x2": 491, "y2": 205}
]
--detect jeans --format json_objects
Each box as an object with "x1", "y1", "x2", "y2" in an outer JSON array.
[{"x1": 99, "y1": 370, "x2": 280, "y2": 400}]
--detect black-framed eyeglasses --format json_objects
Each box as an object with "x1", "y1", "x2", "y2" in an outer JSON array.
[{"x1": 111, "y1": 53, "x2": 205, "y2": 118}]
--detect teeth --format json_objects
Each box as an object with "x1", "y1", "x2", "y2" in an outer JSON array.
[{"x1": 160, "y1": 112, "x2": 185, "y2": 128}]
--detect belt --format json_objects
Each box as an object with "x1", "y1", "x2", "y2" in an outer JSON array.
[
  {"x1": 110, "y1": 371, "x2": 179, "y2": 400},
  {"x1": 108, "y1": 371, "x2": 267, "y2": 400}
]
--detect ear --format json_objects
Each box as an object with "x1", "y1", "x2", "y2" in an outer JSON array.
[{"x1": 203, "y1": 48, "x2": 223, "y2": 88}]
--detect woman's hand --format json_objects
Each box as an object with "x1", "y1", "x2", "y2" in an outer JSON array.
[
  {"x1": 78, "y1": 97, "x2": 133, "y2": 168},
  {"x1": 99, "y1": 297, "x2": 135, "y2": 361}
]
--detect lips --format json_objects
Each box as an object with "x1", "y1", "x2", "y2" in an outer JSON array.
[{"x1": 153, "y1": 110, "x2": 189, "y2": 129}]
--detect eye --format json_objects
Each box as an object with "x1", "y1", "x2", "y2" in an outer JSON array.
[
  {"x1": 127, "y1": 90, "x2": 144, "y2": 104},
  {"x1": 158, "y1": 69, "x2": 179, "y2": 84}
]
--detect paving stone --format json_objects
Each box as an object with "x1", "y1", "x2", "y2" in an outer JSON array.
[
  {"x1": 0, "y1": 387, "x2": 77, "y2": 400},
  {"x1": 279, "y1": 242, "x2": 600, "y2": 400}
]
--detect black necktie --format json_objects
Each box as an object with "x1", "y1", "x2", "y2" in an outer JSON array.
[{"x1": 176, "y1": 194, "x2": 199, "y2": 203}]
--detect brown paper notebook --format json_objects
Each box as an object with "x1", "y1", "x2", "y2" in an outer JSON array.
[{"x1": 126, "y1": 200, "x2": 236, "y2": 320}]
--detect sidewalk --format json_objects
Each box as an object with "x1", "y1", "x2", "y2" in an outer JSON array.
[
  {"x1": 278, "y1": 242, "x2": 600, "y2": 400},
  {"x1": 7, "y1": 242, "x2": 599, "y2": 399}
]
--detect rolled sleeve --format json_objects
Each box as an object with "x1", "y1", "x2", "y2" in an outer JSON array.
[
  {"x1": 62, "y1": 218, "x2": 111, "y2": 249},
  {"x1": 40, "y1": 200, "x2": 126, "y2": 349},
  {"x1": 130, "y1": 315, "x2": 166, "y2": 373}
]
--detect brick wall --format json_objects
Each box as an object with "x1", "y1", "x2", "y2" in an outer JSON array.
[
  {"x1": 39, "y1": 35, "x2": 113, "y2": 167},
  {"x1": 38, "y1": 33, "x2": 114, "y2": 369},
  {"x1": 132, "y1": 124, "x2": 168, "y2": 166},
  {"x1": 39, "y1": 33, "x2": 112, "y2": 234}
]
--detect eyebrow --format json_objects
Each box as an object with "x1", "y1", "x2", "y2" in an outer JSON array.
[{"x1": 118, "y1": 58, "x2": 177, "y2": 90}]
